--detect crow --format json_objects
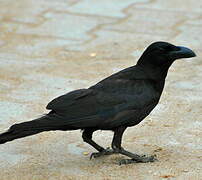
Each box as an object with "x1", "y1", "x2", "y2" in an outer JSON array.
[{"x1": 0, "y1": 42, "x2": 196, "y2": 165}]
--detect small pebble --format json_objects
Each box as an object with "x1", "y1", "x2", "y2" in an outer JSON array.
[
  {"x1": 90, "y1": 53, "x2": 96, "y2": 57},
  {"x1": 83, "y1": 152, "x2": 89, "y2": 156}
]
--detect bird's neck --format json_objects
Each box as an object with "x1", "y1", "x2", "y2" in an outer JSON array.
[{"x1": 137, "y1": 62, "x2": 172, "y2": 81}]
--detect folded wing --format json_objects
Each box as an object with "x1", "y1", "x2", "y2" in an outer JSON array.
[{"x1": 46, "y1": 78, "x2": 159, "y2": 129}]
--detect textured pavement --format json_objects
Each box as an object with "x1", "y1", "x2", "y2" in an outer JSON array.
[{"x1": 0, "y1": 0, "x2": 202, "y2": 179}]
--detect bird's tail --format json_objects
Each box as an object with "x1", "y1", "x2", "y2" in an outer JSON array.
[{"x1": 0, "y1": 114, "x2": 65, "y2": 144}]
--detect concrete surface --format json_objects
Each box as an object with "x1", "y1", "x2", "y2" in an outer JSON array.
[{"x1": 0, "y1": 0, "x2": 201, "y2": 179}]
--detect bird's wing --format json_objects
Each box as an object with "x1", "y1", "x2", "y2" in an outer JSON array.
[
  {"x1": 46, "y1": 75, "x2": 159, "y2": 129},
  {"x1": 46, "y1": 88, "x2": 126, "y2": 112},
  {"x1": 46, "y1": 65, "x2": 145, "y2": 113},
  {"x1": 46, "y1": 89, "x2": 94, "y2": 110},
  {"x1": 46, "y1": 87, "x2": 128, "y2": 128}
]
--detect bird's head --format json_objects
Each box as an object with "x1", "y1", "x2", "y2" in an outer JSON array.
[{"x1": 137, "y1": 41, "x2": 196, "y2": 67}]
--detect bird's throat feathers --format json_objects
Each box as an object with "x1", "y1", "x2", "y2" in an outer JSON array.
[{"x1": 137, "y1": 61, "x2": 173, "y2": 81}]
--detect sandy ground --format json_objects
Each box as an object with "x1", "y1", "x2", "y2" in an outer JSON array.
[{"x1": 0, "y1": 0, "x2": 201, "y2": 179}]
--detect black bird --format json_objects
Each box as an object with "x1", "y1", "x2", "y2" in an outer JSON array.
[{"x1": 0, "y1": 42, "x2": 196, "y2": 165}]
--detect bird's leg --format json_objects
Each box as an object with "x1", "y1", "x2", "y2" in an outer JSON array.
[
  {"x1": 82, "y1": 129, "x2": 114, "y2": 159},
  {"x1": 82, "y1": 129, "x2": 104, "y2": 152},
  {"x1": 111, "y1": 126, "x2": 126, "y2": 152},
  {"x1": 112, "y1": 127, "x2": 157, "y2": 165}
]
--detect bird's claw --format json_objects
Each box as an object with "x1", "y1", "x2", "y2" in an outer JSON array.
[
  {"x1": 119, "y1": 154, "x2": 157, "y2": 165},
  {"x1": 90, "y1": 148, "x2": 114, "y2": 159}
]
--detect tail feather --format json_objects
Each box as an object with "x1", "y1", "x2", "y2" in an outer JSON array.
[
  {"x1": 0, "y1": 114, "x2": 69, "y2": 144},
  {"x1": 0, "y1": 129, "x2": 42, "y2": 144}
]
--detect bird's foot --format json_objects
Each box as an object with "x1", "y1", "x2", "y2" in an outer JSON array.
[
  {"x1": 90, "y1": 147, "x2": 115, "y2": 159},
  {"x1": 119, "y1": 154, "x2": 157, "y2": 165}
]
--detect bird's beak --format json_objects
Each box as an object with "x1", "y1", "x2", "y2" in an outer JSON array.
[{"x1": 170, "y1": 46, "x2": 196, "y2": 60}]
